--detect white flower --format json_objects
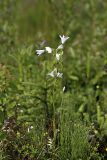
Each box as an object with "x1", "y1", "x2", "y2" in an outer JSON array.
[
  {"x1": 59, "y1": 35, "x2": 69, "y2": 44},
  {"x1": 45, "y1": 47, "x2": 52, "y2": 53},
  {"x1": 28, "y1": 127, "x2": 30, "y2": 132},
  {"x1": 57, "y1": 44, "x2": 63, "y2": 50},
  {"x1": 63, "y1": 86, "x2": 66, "y2": 92},
  {"x1": 48, "y1": 68, "x2": 63, "y2": 78},
  {"x1": 28, "y1": 126, "x2": 33, "y2": 132},
  {"x1": 20, "y1": 110, "x2": 24, "y2": 113},
  {"x1": 47, "y1": 72, "x2": 54, "y2": 77},
  {"x1": 56, "y1": 53, "x2": 61, "y2": 61},
  {"x1": 30, "y1": 126, "x2": 33, "y2": 129},
  {"x1": 47, "y1": 68, "x2": 57, "y2": 77},
  {"x1": 36, "y1": 50, "x2": 45, "y2": 56},
  {"x1": 57, "y1": 72, "x2": 63, "y2": 78}
]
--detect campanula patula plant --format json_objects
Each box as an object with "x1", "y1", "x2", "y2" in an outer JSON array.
[
  {"x1": 1, "y1": 0, "x2": 107, "y2": 159},
  {"x1": 35, "y1": 35, "x2": 69, "y2": 156}
]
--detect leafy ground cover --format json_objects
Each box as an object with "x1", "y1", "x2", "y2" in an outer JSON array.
[{"x1": 0, "y1": 0, "x2": 107, "y2": 159}]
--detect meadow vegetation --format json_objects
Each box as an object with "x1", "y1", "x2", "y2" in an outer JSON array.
[{"x1": 0, "y1": 0, "x2": 107, "y2": 159}]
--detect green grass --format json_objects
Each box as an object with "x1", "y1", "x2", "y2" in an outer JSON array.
[{"x1": 0, "y1": 0, "x2": 107, "y2": 159}]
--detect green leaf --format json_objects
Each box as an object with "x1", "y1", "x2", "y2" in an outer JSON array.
[
  {"x1": 0, "y1": 131, "x2": 6, "y2": 140},
  {"x1": 0, "y1": 111, "x2": 4, "y2": 123}
]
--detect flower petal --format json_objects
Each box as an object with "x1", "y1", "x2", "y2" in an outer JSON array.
[
  {"x1": 57, "y1": 44, "x2": 63, "y2": 50},
  {"x1": 36, "y1": 50, "x2": 45, "y2": 56},
  {"x1": 59, "y1": 35, "x2": 69, "y2": 44},
  {"x1": 45, "y1": 47, "x2": 53, "y2": 53},
  {"x1": 57, "y1": 72, "x2": 63, "y2": 78},
  {"x1": 56, "y1": 53, "x2": 61, "y2": 61}
]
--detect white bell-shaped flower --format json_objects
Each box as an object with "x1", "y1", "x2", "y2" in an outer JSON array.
[
  {"x1": 45, "y1": 47, "x2": 53, "y2": 53},
  {"x1": 56, "y1": 53, "x2": 61, "y2": 61},
  {"x1": 59, "y1": 35, "x2": 69, "y2": 44},
  {"x1": 48, "y1": 68, "x2": 63, "y2": 78},
  {"x1": 36, "y1": 50, "x2": 45, "y2": 56},
  {"x1": 57, "y1": 44, "x2": 63, "y2": 50},
  {"x1": 57, "y1": 72, "x2": 63, "y2": 78}
]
